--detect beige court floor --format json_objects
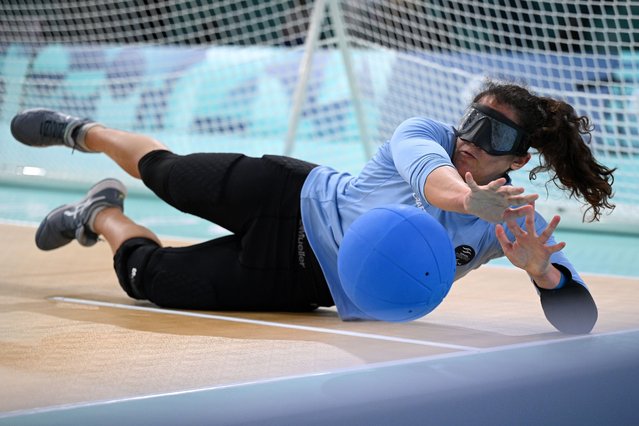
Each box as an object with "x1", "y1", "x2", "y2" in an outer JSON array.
[{"x1": 1, "y1": 223, "x2": 638, "y2": 414}]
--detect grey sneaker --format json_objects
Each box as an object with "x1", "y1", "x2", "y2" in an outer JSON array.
[
  {"x1": 35, "y1": 178, "x2": 127, "y2": 250},
  {"x1": 11, "y1": 108, "x2": 98, "y2": 152}
]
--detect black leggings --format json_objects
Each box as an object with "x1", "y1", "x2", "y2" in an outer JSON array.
[{"x1": 113, "y1": 150, "x2": 333, "y2": 311}]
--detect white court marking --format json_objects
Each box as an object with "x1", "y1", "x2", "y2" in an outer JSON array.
[
  {"x1": 49, "y1": 296, "x2": 481, "y2": 351},
  {"x1": 4, "y1": 298, "x2": 638, "y2": 422}
]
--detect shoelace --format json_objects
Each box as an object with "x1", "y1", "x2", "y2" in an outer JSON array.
[
  {"x1": 39, "y1": 118, "x2": 82, "y2": 153},
  {"x1": 40, "y1": 120, "x2": 67, "y2": 139}
]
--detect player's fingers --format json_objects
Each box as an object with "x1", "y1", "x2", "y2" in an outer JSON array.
[
  {"x1": 486, "y1": 177, "x2": 507, "y2": 190},
  {"x1": 508, "y1": 193, "x2": 539, "y2": 206},
  {"x1": 525, "y1": 205, "x2": 536, "y2": 234},
  {"x1": 499, "y1": 185, "x2": 525, "y2": 195},
  {"x1": 506, "y1": 218, "x2": 526, "y2": 238},
  {"x1": 503, "y1": 205, "x2": 532, "y2": 222},
  {"x1": 495, "y1": 224, "x2": 512, "y2": 250},
  {"x1": 547, "y1": 241, "x2": 566, "y2": 254},
  {"x1": 465, "y1": 172, "x2": 479, "y2": 190},
  {"x1": 539, "y1": 215, "x2": 561, "y2": 243}
]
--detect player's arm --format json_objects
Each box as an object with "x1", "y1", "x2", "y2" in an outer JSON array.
[
  {"x1": 496, "y1": 206, "x2": 598, "y2": 334},
  {"x1": 389, "y1": 117, "x2": 535, "y2": 223},
  {"x1": 421, "y1": 165, "x2": 470, "y2": 213},
  {"x1": 424, "y1": 168, "x2": 537, "y2": 223}
]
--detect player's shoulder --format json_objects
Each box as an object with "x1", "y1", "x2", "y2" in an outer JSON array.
[
  {"x1": 392, "y1": 116, "x2": 454, "y2": 142},
  {"x1": 397, "y1": 116, "x2": 451, "y2": 131}
]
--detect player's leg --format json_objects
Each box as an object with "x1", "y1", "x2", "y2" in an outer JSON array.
[
  {"x1": 136, "y1": 150, "x2": 246, "y2": 233},
  {"x1": 33, "y1": 176, "x2": 160, "y2": 251},
  {"x1": 10, "y1": 109, "x2": 312, "y2": 236},
  {"x1": 83, "y1": 127, "x2": 167, "y2": 179},
  {"x1": 114, "y1": 225, "x2": 322, "y2": 312},
  {"x1": 29, "y1": 175, "x2": 162, "y2": 301},
  {"x1": 137, "y1": 150, "x2": 318, "y2": 236},
  {"x1": 92, "y1": 207, "x2": 161, "y2": 254},
  {"x1": 34, "y1": 178, "x2": 133, "y2": 251},
  {"x1": 123, "y1": 152, "x2": 331, "y2": 310},
  {"x1": 12, "y1": 109, "x2": 331, "y2": 310},
  {"x1": 11, "y1": 109, "x2": 167, "y2": 179},
  {"x1": 29, "y1": 175, "x2": 325, "y2": 309}
]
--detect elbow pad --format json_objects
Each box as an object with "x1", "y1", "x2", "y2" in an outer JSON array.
[{"x1": 537, "y1": 264, "x2": 598, "y2": 334}]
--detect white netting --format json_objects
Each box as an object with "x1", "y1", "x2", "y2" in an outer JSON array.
[
  {"x1": 0, "y1": 0, "x2": 358, "y2": 190},
  {"x1": 339, "y1": 0, "x2": 639, "y2": 233},
  {"x1": 0, "y1": 0, "x2": 637, "y2": 233}
]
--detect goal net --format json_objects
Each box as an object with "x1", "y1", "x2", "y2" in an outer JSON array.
[{"x1": 0, "y1": 0, "x2": 637, "y2": 233}]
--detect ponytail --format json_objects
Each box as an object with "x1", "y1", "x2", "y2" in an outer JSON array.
[{"x1": 528, "y1": 98, "x2": 615, "y2": 221}]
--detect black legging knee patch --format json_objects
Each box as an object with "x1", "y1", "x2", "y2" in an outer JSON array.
[
  {"x1": 113, "y1": 237, "x2": 161, "y2": 300},
  {"x1": 138, "y1": 150, "x2": 244, "y2": 214}
]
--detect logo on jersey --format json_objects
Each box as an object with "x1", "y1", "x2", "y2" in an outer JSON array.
[
  {"x1": 455, "y1": 245, "x2": 475, "y2": 266},
  {"x1": 412, "y1": 193, "x2": 425, "y2": 210}
]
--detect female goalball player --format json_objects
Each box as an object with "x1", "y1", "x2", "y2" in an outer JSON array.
[{"x1": 11, "y1": 81, "x2": 615, "y2": 334}]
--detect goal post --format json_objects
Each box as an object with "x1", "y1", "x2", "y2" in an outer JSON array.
[
  {"x1": 0, "y1": 1, "x2": 637, "y2": 233},
  {"x1": 284, "y1": 0, "x2": 372, "y2": 159}
]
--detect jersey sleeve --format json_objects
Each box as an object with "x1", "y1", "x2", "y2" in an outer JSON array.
[{"x1": 389, "y1": 117, "x2": 455, "y2": 201}]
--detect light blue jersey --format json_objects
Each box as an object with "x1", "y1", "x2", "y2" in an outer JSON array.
[{"x1": 300, "y1": 117, "x2": 584, "y2": 320}]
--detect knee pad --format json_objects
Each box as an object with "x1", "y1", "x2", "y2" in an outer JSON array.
[
  {"x1": 113, "y1": 237, "x2": 160, "y2": 300},
  {"x1": 139, "y1": 150, "x2": 245, "y2": 206}
]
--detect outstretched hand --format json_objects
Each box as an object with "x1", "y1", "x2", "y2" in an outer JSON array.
[
  {"x1": 495, "y1": 204, "x2": 566, "y2": 279},
  {"x1": 463, "y1": 172, "x2": 539, "y2": 223}
]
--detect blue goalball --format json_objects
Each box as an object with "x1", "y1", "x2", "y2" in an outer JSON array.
[{"x1": 337, "y1": 204, "x2": 456, "y2": 322}]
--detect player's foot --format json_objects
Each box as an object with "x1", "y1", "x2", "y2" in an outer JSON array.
[
  {"x1": 10, "y1": 108, "x2": 101, "y2": 152},
  {"x1": 35, "y1": 178, "x2": 127, "y2": 250}
]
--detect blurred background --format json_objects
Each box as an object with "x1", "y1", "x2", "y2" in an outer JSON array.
[{"x1": 0, "y1": 0, "x2": 637, "y2": 272}]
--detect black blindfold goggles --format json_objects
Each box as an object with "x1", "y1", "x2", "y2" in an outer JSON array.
[{"x1": 454, "y1": 103, "x2": 529, "y2": 156}]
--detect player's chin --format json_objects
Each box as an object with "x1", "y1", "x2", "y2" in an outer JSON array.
[
  {"x1": 453, "y1": 159, "x2": 480, "y2": 181},
  {"x1": 452, "y1": 157, "x2": 473, "y2": 177}
]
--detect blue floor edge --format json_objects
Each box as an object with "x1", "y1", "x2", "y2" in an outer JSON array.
[{"x1": 3, "y1": 329, "x2": 638, "y2": 426}]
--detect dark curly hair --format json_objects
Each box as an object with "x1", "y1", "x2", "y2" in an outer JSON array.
[{"x1": 473, "y1": 81, "x2": 615, "y2": 222}]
